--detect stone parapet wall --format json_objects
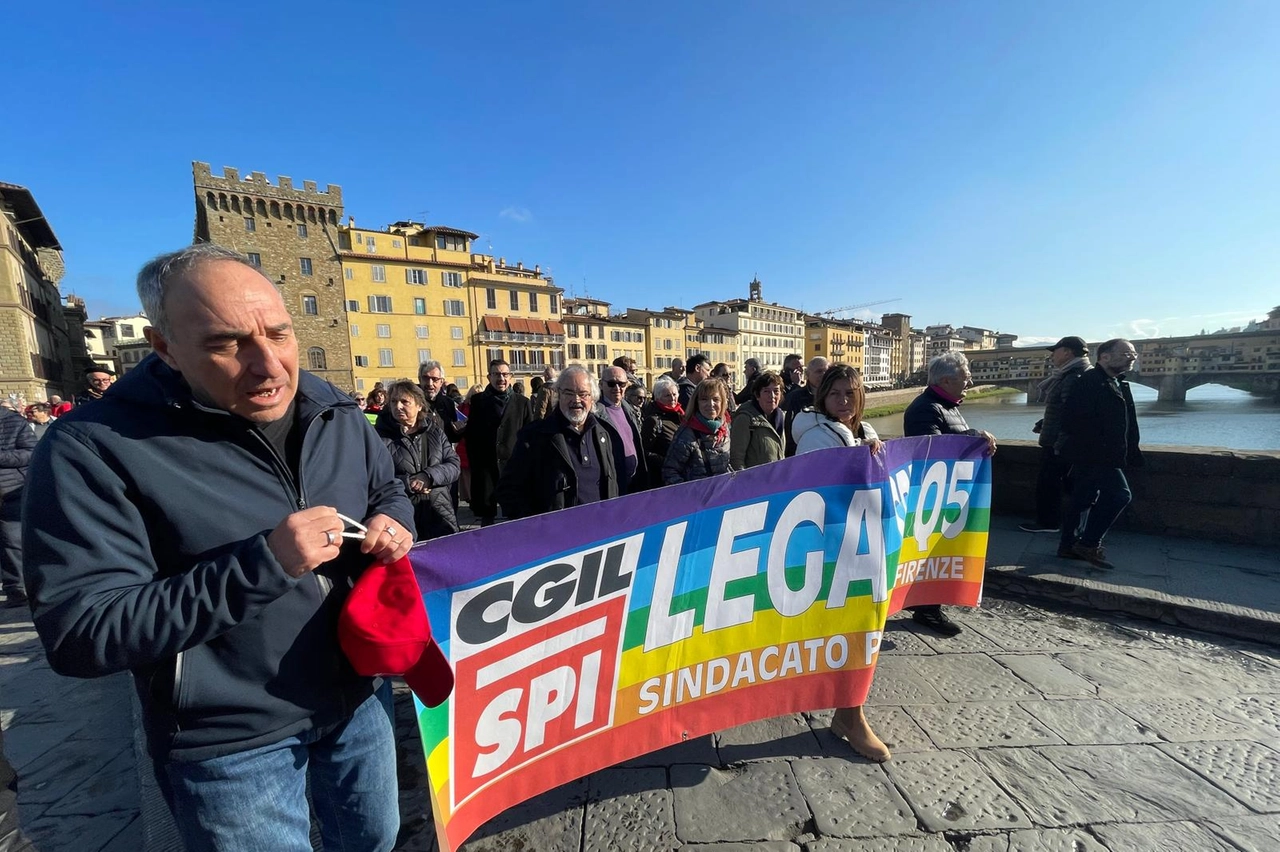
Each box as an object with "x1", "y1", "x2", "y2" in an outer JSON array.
[{"x1": 991, "y1": 440, "x2": 1280, "y2": 546}]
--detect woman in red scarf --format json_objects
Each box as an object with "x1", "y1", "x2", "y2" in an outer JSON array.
[
  {"x1": 662, "y1": 377, "x2": 734, "y2": 484},
  {"x1": 641, "y1": 376, "x2": 683, "y2": 488}
]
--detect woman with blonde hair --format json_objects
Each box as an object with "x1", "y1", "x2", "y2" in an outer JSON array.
[
  {"x1": 376, "y1": 380, "x2": 460, "y2": 540},
  {"x1": 792, "y1": 364, "x2": 889, "y2": 762},
  {"x1": 662, "y1": 378, "x2": 734, "y2": 485}
]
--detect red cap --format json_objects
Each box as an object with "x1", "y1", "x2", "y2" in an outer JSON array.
[{"x1": 339, "y1": 555, "x2": 454, "y2": 707}]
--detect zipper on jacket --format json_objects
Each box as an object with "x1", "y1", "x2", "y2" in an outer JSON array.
[{"x1": 171, "y1": 650, "x2": 185, "y2": 729}]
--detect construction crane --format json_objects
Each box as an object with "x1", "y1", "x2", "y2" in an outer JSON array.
[{"x1": 814, "y1": 298, "x2": 901, "y2": 319}]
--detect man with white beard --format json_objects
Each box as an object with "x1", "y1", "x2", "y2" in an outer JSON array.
[{"x1": 497, "y1": 365, "x2": 619, "y2": 519}]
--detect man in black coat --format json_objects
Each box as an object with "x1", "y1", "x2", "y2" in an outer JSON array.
[
  {"x1": 74, "y1": 364, "x2": 115, "y2": 407},
  {"x1": 418, "y1": 359, "x2": 463, "y2": 442},
  {"x1": 1021, "y1": 336, "x2": 1091, "y2": 533},
  {"x1": 734, "y1": 358, "x2": 762, "y2": 406},
  {"x1": 465, "y1": 359, "x2": 533, "y2": 525},
  {"x1": 902, "y1": 352, "x2": 997, "y2": 637},
  {"x1": 497, "y1": 366, "x2": 618, "y2": 519},
  {"x1": 677, "y1": 354, "x2": 711, "y2": 410},
  {"x1": 1055, "y1": 338, "x2": 1143, "y2": 570},
  {"x1": 0, "y1": 406, "x2": 34, "y2": 608}
]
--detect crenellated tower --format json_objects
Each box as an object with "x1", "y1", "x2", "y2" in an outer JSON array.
[{"x1": 192, "y1": 162, "x2": 353, "y2": 389}]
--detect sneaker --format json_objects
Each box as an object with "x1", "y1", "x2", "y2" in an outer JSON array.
[
  {"x1": 1019, "y1": 523, "x2": 1060, "y2": 533},
  {"x1": 912, "y1": 608, "x2": 962, "y2": 637},
  {"x1": 1056, "y1": 544, "x2": 1086, "y2": 560},
  {"x1": 1070, "y1": 542, "x2": 1115, "y2": 570},
  {"x1": 2, "y1": 589, "x2": 29, "y2": 609}
]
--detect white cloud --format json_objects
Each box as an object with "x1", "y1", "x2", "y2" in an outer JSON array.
[{"x1": 499, "y1": 206, "x2": 532, "y2": 223}]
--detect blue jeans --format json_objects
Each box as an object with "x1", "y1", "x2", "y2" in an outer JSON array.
[
  {"x1": 162, "y1": 683, "x2": 399, "y2": 852},
  {"x1": 1060, "y1": 465, "x2": 1131, "y2": 550}
]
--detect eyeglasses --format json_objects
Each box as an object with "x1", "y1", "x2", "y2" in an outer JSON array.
[
  {"x1": 561, "y1": 389, "x2": 593, "y2": 400},
  {"x1": 420, "y1": 375, "x2": 444, "y2": 384},
  {"x1": 604, "y1": 380, "x2": 628, "y2": 388},
  {"x1": 491, "y1": 372, "x2": 513, "y2": 379}
]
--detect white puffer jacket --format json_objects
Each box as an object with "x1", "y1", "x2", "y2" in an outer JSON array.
[{"x1": 792, "y1": 409, "x2": 879, "y2": 454}]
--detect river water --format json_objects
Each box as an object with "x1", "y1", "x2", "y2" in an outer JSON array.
[{"x1": 866, "y1": 383, "x2": 1280, "y2": 452}]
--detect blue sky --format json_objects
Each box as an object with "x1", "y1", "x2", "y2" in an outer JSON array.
[{"x1": 5, "y1": 1, "x2": 1278, "y2": 345}]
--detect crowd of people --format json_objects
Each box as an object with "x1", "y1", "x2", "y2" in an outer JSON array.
[{"x1": 0, "y1": 241, "x2": 1146, "y2": 848}]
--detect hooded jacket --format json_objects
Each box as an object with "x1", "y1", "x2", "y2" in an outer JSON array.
[
  {"x1": 22, "y1": 354, "x2": 414, "y2": 761},
  {"x1": 791, "y1": 410, "x2": 880, "y2": 453}
]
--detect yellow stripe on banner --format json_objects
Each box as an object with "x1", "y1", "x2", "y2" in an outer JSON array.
[
  {"x1": 897, "y1": 531, "x2": 988, "y2": 562},
  {"x1": 428, "y1": 737, "x2": 452, "y2": 804},
  {"x1": 617, "y1": 597, "x2": 890, "y2": 690}
]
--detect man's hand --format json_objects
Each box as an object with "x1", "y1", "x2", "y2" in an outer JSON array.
[
  {"x1": 267, "y1": 506, "x2": 344, "y2": 579},
  {"x1": 409, "y1": 480, "x2": 429, "y2": 494},
  {"x1": 361, "y1": 513, "x2": 412, "y2": 564},
  {"x1": 981, "y1": 430, "x2": 998, "y2": 456}
]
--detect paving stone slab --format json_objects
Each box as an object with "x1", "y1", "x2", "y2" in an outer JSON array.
[
  {"x1": 22, "y1": 808, "x2": 137, "y2": 852},
  {"x1": 911, "y1": 701, "x2": 1063, "y2": 750},
  {"x1": 1219, "y1": 692, "x2": 1280, "y2": 737},
  {"x1": 1031, "y1": 745, "x2": 1250, "y2": 821},
  {"x1": 1057, "y1": 647, "x2": 1280, "y2": 699},
  {"x1": 715, "y1": 713, "x2": 824, "y2": 763},
  {"x1": 881, "y1": 750, "x2": 1032, "y2": 832},
  {"x1": 905, "y1": 655, "x2": 1040, "y2": 702},
  {"x1": 1206, "y1": 814, "x2": 1280, "y2": 852},
  {"x1": 1109, "y1": 697, "x2": 1261, "y2": 742},
  {"x1": 680, "y1": 839, "x2": 798, "y2": 844},
  {"x1": 618, "y1": 734, "x2": 719, "y2": 768},
  {"x1": 18, "y1": 740, "x2": 132, "y2": 807},
  {"x1": 879, "y1": 621, "x2": 939, "y2": 656},
  {"x1": 965, "y1": 827, "x2": 1109, "y2": 852},
  {"x1": 864, "y1": 660, "x2": 946, "y2": 706},
  {"x1": 1091, "y1": 819, "x2": 1240, "y2": 851},
  {"x1": 462, "y1": 777, "x2": 586, "y2": 852},
  {"x1": 36, "y1": 740, "x2": 138, "y2": 818},
  {"x1": 807, "y1": 833, "x2": 954, "y2": 851},
  {"x1": 670, "y1": 762, "x2": 809, "y2": 843},
  {"x1": 5, "y1": 721, "x2": 72, "y2": 772},
  {"x1": 584, "y1": 767, "x2": 676, "y2": 852},
  {"x1": 963, "y1": 600, "x2": 1150, "y2": 651},
  {"x1": 792, "y1": 757, "x2": 915, "y2": 837},
  {"x1": 1018, "y1": 698, "x2": 1161, "y2": 745},
  {"x1": 991, "y1": 654, "x2": 1095, "y2": 696},
  {"x1": 900, "y1": 616, "x2": 1006, "y2": 654},
  {"x1": 1158, "y1": 740, "x2": 1280, "y2": 813}
]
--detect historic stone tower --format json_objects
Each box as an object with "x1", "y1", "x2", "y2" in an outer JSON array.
[{"x1": 192, "y1": 162, "x2": 353, "y2": 389}]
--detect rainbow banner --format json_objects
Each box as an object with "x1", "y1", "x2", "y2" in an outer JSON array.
[{"x1": 408, "y1": 434, "x2": 991, "y2": 850}]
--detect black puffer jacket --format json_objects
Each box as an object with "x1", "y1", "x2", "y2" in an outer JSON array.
[
  {"x1": 376, "y1": 411, "x2": 460, "y2": 540},
  {"x1": 1037, "y1": 360, "x2": 1088, "y2": 450},
  {"x1": 662, "y1": 424, "x2": 732, "y2": 485},
  {"x1": 22, "y1": 354, "x2": 414, "y2": 762},
  {"x1": 497, "y1": 412, "x2": 618, "y2": 518},
  {"x1": 1057, "y1": 366, "x2": 1144, "y2": 469},
  {"x1": 0, "y1": 409, "x2": 34, "y2": 500},
  {"x1": 903, "y1": 386, "x2": 982, "y2": 437}
]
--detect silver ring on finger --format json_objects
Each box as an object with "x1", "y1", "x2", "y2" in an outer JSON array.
[
  {"x1": 386, "y1": 526, "x2": 397, "y2": 537},
  {"x1": 325, "y1": 530, "x2": 337, "y2": 547}
]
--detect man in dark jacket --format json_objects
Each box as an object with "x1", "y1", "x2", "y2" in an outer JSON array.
[
  {"x1": 0, "y1": 406, "x2": 34, "y2": 608},
  {"x1": 22, "y1": 244, "x2": 415, "y2": 852},
  {"x1": 782, "y1": 356, "x2": 829, "y2": 457},
  {"x1": 734, "y1": 357, "x2": 762, "y2": 406},
  {"x1": 1020, "y1": 336, "x2": 1090, "y2": 533},
  {"x1": 677, "y1": 354, "x2": 711, "y2": 410},
  {"x1": 902, "y1": 352, "x2": 997, "y2": 637},
  {"x1": 594, "y1": 365, "x2": 649, "y2": 493},
  {"x1": 418, "y1": 359, "x2": 463, "y2": 443},
  {"x1": 74, "y1": 364, "x2": 115, "y2": 407},
  {"x1": 1055, "y1": 338, "x2": 1142, "y2": 570},
  {"x1": 497, "y1": 365, "x2": 619, "y2": 519},
  {"x1": 465, "y1": 359, "x2": 533, "y2": 525}
]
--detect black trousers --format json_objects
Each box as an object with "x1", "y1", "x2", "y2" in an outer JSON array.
[
  {"x1": 1032, "y1": 447, "x2": 1071, "y2": 528},
  {"x1": 0, "y1": 495, "x2": 23, "y2": 596}
]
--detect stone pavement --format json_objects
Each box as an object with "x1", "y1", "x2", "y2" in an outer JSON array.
[{"x1": 3, "y1": 516, "x2": 1278, "y2": 851}]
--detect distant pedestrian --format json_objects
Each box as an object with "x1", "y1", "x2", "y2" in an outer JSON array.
[
  {"x1": 902, "y1": 352, "x2": 996, "y2": 637},
  {"x1": 0, "y1": 406, "x2": 34, "y2": 608},
  {"x1": 677, "y1": 354, "x2": 711, "y2": 410},
  {"x1": 783, "y1": 356, "x2": 830, "y2": 457},
  {"x1": 1055, "y1": 338, "x2": 1143, "y2": 570},
  {"x1": 641, "y1": 376, "x2": 683, "y2": 482},
  {"x1": 531, "y1": 366, "x2": 558, "y2": 419},
  {"x1": 24, "y1": 403, "x2": 52, "y2": 441},
  {"x1": 465, "y1": 359, "x2": 533, "y2": 525},
  {"x1": 74, "y1": 364, "x2": 115, "y2": 407},
  {"x1": 594, "y1": 366, "x2": 649, "y2": 493},
  {"x1": 376, "y1": 381, "x2": 460, "y2": 541},
  {"x1": 780, "y1": 353, "x2": 804, "y2": 397},
  {"x1": 625, "y1": 382, "x2": 649, "y2": 410},
  {"x1": 734, "y1": 357, "x2": 762, "y2": 407},
  {"x1": 48, "y1": 394, "x2": 71, "y2": 418},
  {"x1": 1020, "y1": 336, "x2": 1090, "y2": 533}
]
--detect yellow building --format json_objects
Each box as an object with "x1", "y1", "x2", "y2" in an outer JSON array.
[
  {"x1": 469, "y1": 258, "x2": 565, "y2": 387},
  {"x1": 338, "y1": 222, "x2": 481, "y2": 390},
  {"x1": 805, "y1": 316, "x2": 865, "y2": 373},
  {"x1": 562, "y1": 298, "x2": 647, "y2": 379},
  {"x1": 337, "y1": 221, "x2": 563, "y2": 391},
  {"x1": 623, "y1": 307, "x2": 697, "y2": 387},
  {"x1": 692, "y1": 324, "x2": 740, "y2": 385}
]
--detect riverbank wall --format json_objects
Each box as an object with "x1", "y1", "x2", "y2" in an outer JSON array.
[{"x1": 991, "y1": 440, "x2": 1280, "y2": 546}]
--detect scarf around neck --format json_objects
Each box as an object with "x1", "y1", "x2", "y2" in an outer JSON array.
[
  {"x1": 689, "y1": 410, "x2": 727, "y2": 440},
  {"x1": 656, "y1": 399, "x2": 684, "y2": 417},
  {"x1": 1037, "y1": 355, "x2": 1091, "y2": 402}
]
